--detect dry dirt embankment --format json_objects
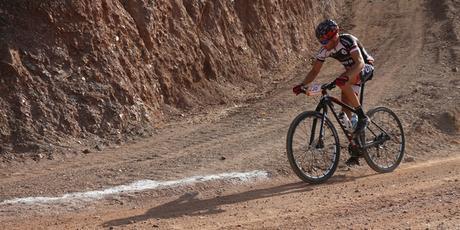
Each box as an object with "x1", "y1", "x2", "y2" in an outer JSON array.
[
  {"x1": 0, "y1": 0, "x2": 459, "y2": 229},
  {"x1": 0, "y1": 1, "x2": 342, "y2": 157}
]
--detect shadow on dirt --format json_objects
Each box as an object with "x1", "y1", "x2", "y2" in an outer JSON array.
[
  {"x1": 103, "y1": 182, "x2": 312, "y2": 227},
  {"x1": 326, "y1": 171, "x2": 379, "y2": 184}
]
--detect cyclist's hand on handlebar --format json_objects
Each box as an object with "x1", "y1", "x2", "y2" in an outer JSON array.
[{"x1": 293, "y1": 83, "x2": 307, "y2": 95}]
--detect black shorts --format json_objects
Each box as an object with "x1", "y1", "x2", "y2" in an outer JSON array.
[
  {"x1": 352, "y1": 64, "x2": 374, "y2": 94},
  {"x1": 360, "y1": 64, "x2": 374, "y2": 83}
]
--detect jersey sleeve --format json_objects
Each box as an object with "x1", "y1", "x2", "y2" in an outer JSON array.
[
  {"x1": 315, "y1": 47, "x2": 327, "y2": 62},
  {"x1": 357, "y1": 39, "x2": 375, "y2": 64},
  {"x1": 341, "y1": 34, "x2": 359, "y2": 53}
]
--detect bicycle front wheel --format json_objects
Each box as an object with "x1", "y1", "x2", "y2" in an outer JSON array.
[
  {"x1": 364, "y1": 107, "x2": 405, "y2": 173},
  {"x1": 286, "y1": 111, "x2": 340, "y2": 184}
]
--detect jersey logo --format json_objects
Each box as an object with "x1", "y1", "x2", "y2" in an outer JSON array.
[
  {"x1": 341, "y1": 49, "x2": 347, "y2": 55},
  {"x1": 364, "y1": 64, "x2": 373, "y2": 74}
]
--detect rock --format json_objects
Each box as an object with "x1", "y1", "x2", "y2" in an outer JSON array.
[
  {"x1": 95, "y1": 145, "x2": 103, "y2": 151},
  {"x1": 83, "y1": 149, "x2": 91, "y2": 154},
  {"x1": 33, "y1": 153, "x2": 44, "y2": 161},
  {"x1": 220, "y1": 156, "x2": 226, "y2": 160},
  {"x1": 453, "y1": 67, "x2": 458, "y2": 72},
  {"x1": 23, "y1": 60, "x2": 37, "y2": 71},
  {"x1": 404, "y1": 156, "x2": 415, "y2": 162}
]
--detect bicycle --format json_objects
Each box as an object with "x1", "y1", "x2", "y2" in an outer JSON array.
[{"x1": 286, "y1": 76, "x2": 405, "y2": 184}]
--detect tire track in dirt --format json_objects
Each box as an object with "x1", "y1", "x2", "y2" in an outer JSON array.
[
  {"x1": 0, "y1": 90, "x2": 299, "y2": 198},
  {"x1": 2, "y1": 154, "x2": 458, "y2": 229}
]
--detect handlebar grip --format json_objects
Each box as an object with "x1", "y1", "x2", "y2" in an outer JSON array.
[
  {"x1": 321, "y1": 82, "x2": 336, "y2": 90},
  {"x1": 300, "y1": 85, "x2": 308, "y2": 93}
]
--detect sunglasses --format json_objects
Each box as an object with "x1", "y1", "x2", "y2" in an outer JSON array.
[
  {"x1": 320, "y1": 38, "x2": 330, "y2": 45},
  {"x1": 319, "y1": 30, "x2": 337, "y2": 45}
]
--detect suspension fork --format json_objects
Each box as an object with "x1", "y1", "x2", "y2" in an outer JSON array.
[{"x1": 308, "y1": 100, "x2": 328, "y2": 146}]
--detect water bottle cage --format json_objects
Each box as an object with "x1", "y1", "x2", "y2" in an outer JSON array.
[{"x1": 339, "y1": 112, "x2": 352, "y2": 131}]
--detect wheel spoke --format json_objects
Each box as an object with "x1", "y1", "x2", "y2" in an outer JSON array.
[
  {"x1": 288, "y1": 113, "x2": 339, "y2": 182},
  {"x1": 364, "y1": 107, "x2": 405, "y2": 172}
]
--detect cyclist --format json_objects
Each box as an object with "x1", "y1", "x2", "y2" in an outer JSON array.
[{"x1": 292, "y1": 19, "x2": 374, "y2": 165}]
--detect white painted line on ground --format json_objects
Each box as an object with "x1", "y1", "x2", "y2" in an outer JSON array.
[{"x1": 1, "y1": 170, "x2": 269, "y2": 206}]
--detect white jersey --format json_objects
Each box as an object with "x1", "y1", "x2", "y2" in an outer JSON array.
[{"x1": 316, "y1": 34, "x2": 374, "y2": 68}]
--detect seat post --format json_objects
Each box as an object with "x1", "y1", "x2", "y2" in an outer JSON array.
[
  {"x1": 359, "y1": 64, "x2": 373, "y2": 106},
  {"x1": 360, "y1": 83, "x2": 365, "y2": 106}
]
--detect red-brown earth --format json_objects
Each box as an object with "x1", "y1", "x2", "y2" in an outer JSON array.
[{"x1": 0, "y1": 0, "x2": 459, "y2": 229}]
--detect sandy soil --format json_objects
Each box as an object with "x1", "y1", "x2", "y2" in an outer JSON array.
[{"x1": 0, "y1": 0, "x2": 459, "y2": 229}]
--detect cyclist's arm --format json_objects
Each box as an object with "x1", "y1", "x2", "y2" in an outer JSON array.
[
  {"x1": 343, "y1": 50, "x2": 364, "y2": 78},
  {"x1": 302, "y1": 60, "x2": 323, "y2": 85}
]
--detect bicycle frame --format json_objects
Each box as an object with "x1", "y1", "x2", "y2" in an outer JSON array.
[
  {"x1": 287, "y1": 76, "x2": 405, "y2": 183},
  {"x1": 310, "y1": 83, "x2": 367, "y2": 148},
  {"x1": 309, "y1": 82, "x2": 394, "y2": 150}
]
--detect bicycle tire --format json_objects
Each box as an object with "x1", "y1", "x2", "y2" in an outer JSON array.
[
  {"x1": 286, "y1": 111, "x2": 340, "y2": 184},
  {"x1": 364, "y1": 107, "x2": 405, "y2": 173}
]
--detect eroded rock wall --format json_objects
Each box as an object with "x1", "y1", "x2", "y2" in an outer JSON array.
[{"x1": 0, "y1": 0, "x2": 341, "y2": 154}]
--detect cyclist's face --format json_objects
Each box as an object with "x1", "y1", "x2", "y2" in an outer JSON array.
[
  {"x1": 321, "y1": 33, "x2": 339, "y2": 50},
  {"x1": 319, "y1": 32, "x2": 339, "y2": 50}
]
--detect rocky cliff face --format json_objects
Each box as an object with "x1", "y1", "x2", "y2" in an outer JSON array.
[{"x1": 0, "y1": 0, "x2": 341, "y2": 155}]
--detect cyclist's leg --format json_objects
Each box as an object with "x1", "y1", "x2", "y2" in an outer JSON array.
[
  {"x1": 335, "y1": 74, "x2": 368, "y2": 134},
  {"x1": 341, "y1": 84, "x2": 361, "y2": 118},
  {"x1": 336, "y1": 75, "x2": 361, "y2": 108},
  {"x1": 336, "y1": 75, "x2": 366, "y2": 166}
]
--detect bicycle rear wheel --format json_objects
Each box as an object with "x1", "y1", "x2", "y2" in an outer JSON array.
[
  {"x1": 286, "y1": 111, "x2": 340, "y2": 184},
  {"x1": 364, "y1": 107, "x2": 405, "y2": 173}
]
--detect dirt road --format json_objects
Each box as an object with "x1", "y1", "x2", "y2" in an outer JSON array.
[
  {"x1": 2, "y1": 155, "x2": 459, "y2": 229},
  {"x1": 0, "y1": 0, "x2": 459, "y2": 229}
]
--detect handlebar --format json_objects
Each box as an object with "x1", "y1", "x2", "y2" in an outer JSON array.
[
  {"x1": 321, "y1": 81, "x2": 336, "y2": 91},
  {"x1": 296, "y1": 80, "x2": 337, "y2": 96},
  {"x1": 300, "y1": 85, "x2": 308, "y2": 93}
]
